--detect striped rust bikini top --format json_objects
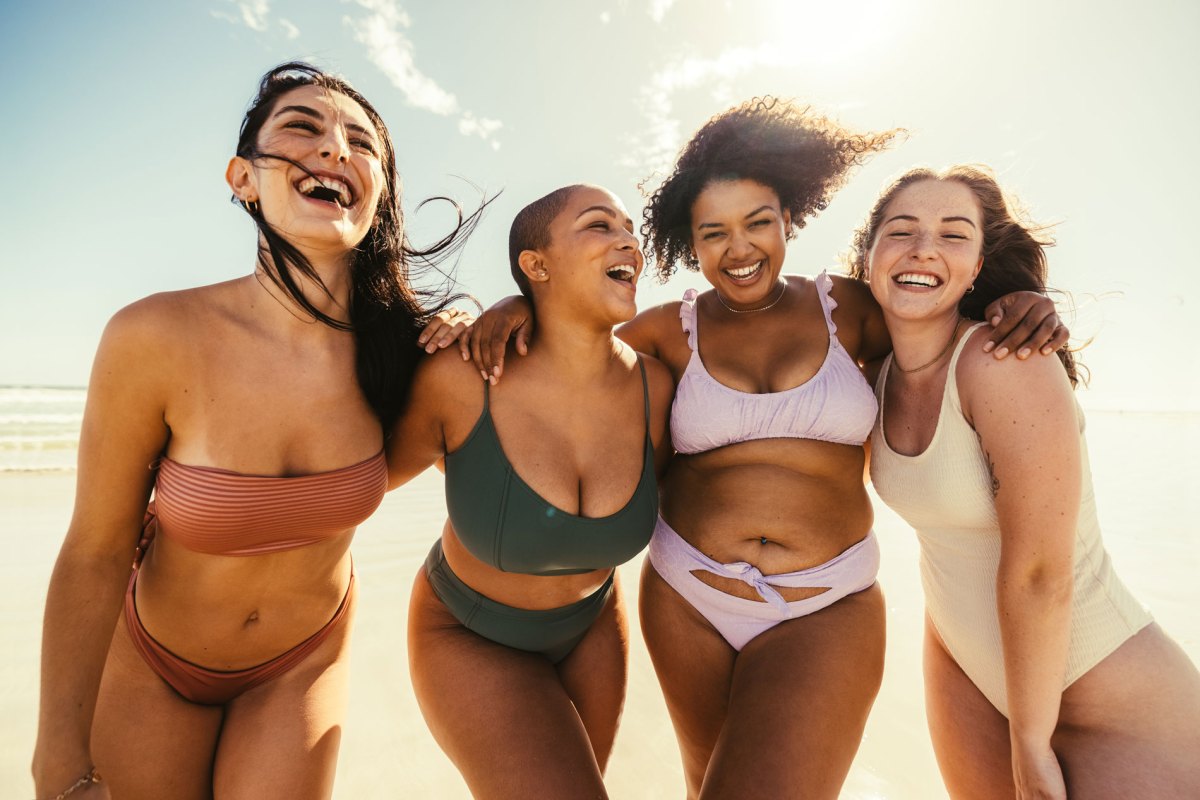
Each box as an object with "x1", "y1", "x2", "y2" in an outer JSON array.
[{"x1": 150, "y1": 451, "x2": 388, "y2": 556}]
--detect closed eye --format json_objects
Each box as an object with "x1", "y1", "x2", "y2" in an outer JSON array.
[
  {"x1": 702, "y1": 231, "x2": 726, "y2": 241},
  {"x1": 285, "y1": 120, "x2": 319, "y2": 134},
  {"x1": 351, "y1": 137, "x2": 378, "y2": 155}
]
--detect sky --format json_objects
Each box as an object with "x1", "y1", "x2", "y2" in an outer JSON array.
[{"x1": 2, "y1": 0, "x2": 1197, "y2": 411}]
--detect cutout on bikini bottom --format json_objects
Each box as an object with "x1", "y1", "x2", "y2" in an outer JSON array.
[{"x1": 689, "y1": 570, "x2": 831, "y2": 603}]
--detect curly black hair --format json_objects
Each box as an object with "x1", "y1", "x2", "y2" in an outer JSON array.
[{"x1": 641, "y1": 97, "x2": 902, "y2": 281}]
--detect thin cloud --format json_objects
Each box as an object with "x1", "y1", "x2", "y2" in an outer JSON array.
[
  {"x1": 625, "y1": 44, "x2": 788, "y2": 180},
  {"x1": 345, "y1": 0, "x2": 502, "y2": 146},
  {"x1": 210, "y1": 0, "x2": 270, "y2": 32},
  {"x1": 212, "y1": 1, "x2": 296, "y2": 38},
  {"x1": 649, "y1": 0, "x2": 676, "y2": 23}
]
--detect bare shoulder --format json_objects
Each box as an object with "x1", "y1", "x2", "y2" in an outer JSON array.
[
  {"x1": 620, "y1": 299, "x2": 689, "y2": 364},
  {"x1": 956, "y1": 325, "x2": 1073, "y2": 415},
  {"x1": 414, "y1": 344, "x2": 483, "y2": 398},
  {"x1": 823, "y1": 272, "x2": 877, "y2": 315}
]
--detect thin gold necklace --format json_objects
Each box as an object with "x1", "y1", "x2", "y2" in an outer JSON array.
[
  {"x1": 893, "y1": 318, "x2": 966, "y2": 374},
  {"x1": 713, "y1": 279, "x2": 787, "y2": 314}
]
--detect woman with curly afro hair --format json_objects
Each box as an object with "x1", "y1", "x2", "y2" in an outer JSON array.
[{"x1": 467, "y1": 97, "x2": 1067, "y2": 798}]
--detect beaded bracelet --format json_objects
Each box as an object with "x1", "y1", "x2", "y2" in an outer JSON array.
[{"x1": 41, "y1": 767, "x2": 101, "y2": 800}]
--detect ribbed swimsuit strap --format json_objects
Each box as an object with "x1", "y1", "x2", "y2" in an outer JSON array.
[{"x1": 943, "y1": 322, "x2": 988, "y2": 415}]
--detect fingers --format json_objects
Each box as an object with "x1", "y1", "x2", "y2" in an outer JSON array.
[
  {"x1": 515, "y1": 322, "x2": 530, "y2": 357},
  {"x1": 417, "y1": 309, "x2": 475, "y2": 355},
  {"x1": 984, "y1": 294, "x2": 1065, "y2": 359},
  {"x1": 1042, "y1": 324, "x2": 1069, "y2": 356}
]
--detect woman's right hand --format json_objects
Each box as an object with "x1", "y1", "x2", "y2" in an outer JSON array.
[
  {"x1": 466, "y1": 295, "x2": 534, "y2": 383},
  {"x1": 1011, "y1": 741, "x2": 1067, "y2": 800}
]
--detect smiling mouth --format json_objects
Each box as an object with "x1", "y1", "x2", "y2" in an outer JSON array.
[
  {"x1": 723, "y1": 260, "x2": 764, "y2": 281},
  {"x1": 296, "y1": 175, "x2": 355, "y2": 208},
  {"x1": 606, "y1": 264, "x2": 637, "y2": 286},
  {"x1": 894, "y1": 272, "x2": 942, "y2": 288}
]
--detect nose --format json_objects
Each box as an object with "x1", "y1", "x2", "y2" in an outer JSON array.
[
  {"x1": 727, "y1": 230, "x2": 755, "y2": 260},
  {"x1": 318, "y1": 125, "x2": 350, "y2": 163},
  {"x1": 910, "y1": 230, "x2": 937, "y2": 261}
]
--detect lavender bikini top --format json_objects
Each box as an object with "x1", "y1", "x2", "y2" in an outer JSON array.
[{"x1": 670, "y1": 272, "x2": 878, "y2": 455}]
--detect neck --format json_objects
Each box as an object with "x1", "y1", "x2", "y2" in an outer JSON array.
[
  {"x1": 886, "y1": 311, "x2": 967, "y2": 379},
  {"x1": 252, "y1": 245, "x2": 354, "y2": 327},
  {"x1": 525, "y1": 310, "x2": 624, "y2": 382}
]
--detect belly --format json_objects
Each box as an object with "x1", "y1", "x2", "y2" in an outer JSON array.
[
  {"x1": 134, "y1": 534, "x2": 353, "y2": 669},
  {"x1": 662, "y1": 437, "x2": 873, "y2": 573},
  {"x1": 439, "y1": 523, "x2": 612, "y2": 610}
]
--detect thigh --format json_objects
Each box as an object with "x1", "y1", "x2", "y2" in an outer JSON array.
[
  {"x1": 212, "y1": 586, "x2": 359, "y2": 800},
  {"x1": 1054, "y1": 623, "x2": 1200, "y2": 798},
  {"x1": 408, "y1": 569, "x2": 608, "y2": 800},
  {"x1": 556, "y1": 572, "x2": 629, "y2": 773},
  {"x1": 91, "y1": 612, "x2": 224, "y2": 800},
  {"x1": 923, "y1": 615, "x2": 1015, "y2": 800},
  {"x1": 638, "y1": 559, "x2": 737, "y2": 800},
  {"x1": 700, "y1": 583, "x2": 886, "y2": 800}
]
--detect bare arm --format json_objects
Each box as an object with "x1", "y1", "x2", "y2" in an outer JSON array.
[
  {"x1": 33, "y1": 303, "x2": 171, "y2": 796},
  {"x1": 960, "y1": 333, "x2": 1080, "y2": 799},
  {"x1": 386, "y1": 348, "x2": 468, "y2": 490}
]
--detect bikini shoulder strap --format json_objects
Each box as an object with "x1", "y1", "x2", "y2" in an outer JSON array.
[{"x1": 814, "y1": 271, "x2": 838, "y2": 336}]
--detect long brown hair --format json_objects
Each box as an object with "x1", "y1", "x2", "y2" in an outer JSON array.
[{"x1": 847, "y1": 165, "x2": 1081, "y2": 386}]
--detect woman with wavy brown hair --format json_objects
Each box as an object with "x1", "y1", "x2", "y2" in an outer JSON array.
[
  {"x1": 32, "y1": 63, "x2": 480, "y2": 799},
  {"x1": 469, "y1": 98, "x2": 1066, "y2": 799},
  {"x1": 854, "y1": 165, "x2": 1200, "y2": 799}
]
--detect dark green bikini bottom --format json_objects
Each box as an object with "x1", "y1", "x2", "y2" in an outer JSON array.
[{"x1": 423, "y1": 540, "x2": 614, "y2": 663}]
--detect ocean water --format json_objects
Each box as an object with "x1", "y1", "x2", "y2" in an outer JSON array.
[{"x1": 0, "y1": 386, "x2": 85, "y2": 472}]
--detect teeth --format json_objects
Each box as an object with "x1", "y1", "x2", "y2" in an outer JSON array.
[
  {"x1": 726, "y1": 261, "x2": 763, "y2": 278},
  {"x1": 297, "y1": 176, "x2": 352, "y2": 207},
  {"x1": 895, "y1": 272, "x2": 940, "y2": 287},
  {"x1": 606, "y1": 265, "x2": 635, "y2": 282}
]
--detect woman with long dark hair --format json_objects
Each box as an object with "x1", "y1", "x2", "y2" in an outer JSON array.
[
  {"x1": 854, "y1": 165, "x2": 1200, "y2": 799},
  {"x1": 32, "y1": 63, "x2": 481, "y2": 799}
]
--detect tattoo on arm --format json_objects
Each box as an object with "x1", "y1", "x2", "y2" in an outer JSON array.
[{"x1": 985, "y1": 449, "x2": 1000, "y2": 498}]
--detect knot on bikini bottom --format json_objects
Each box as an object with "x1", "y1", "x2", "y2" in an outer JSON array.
[{"x1": 721, "y1": 561, "x2": 792, "y2": 615}]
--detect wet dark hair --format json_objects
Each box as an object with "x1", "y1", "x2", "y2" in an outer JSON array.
[
  {"x1": 507, "y1": 184, "x2": 587, "y2": 299},
  {"x1": 846, "y1": 165, "x2": 1081, "y2": 386},
  {"x1": 234, "y1": 62, "x2": 489, "y2": 429},
  {"x1": 641, "y1": 97, "x2": 902, "y2": 280}
]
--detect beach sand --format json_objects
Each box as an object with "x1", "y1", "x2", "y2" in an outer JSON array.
[{"x1": 3, "y1": 411, "x2": 1197, "y2": 798}]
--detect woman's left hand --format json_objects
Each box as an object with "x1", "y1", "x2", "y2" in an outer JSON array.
[
  {"x1": 983, "y1": 292, "x2": 1069, "y2": 359},
  {"x1": 416, "y1": 307, "x2": 476, "y2": 357},
  {"x1": 1012, "y1": 741, "x2": 1068, "y2": 800}
]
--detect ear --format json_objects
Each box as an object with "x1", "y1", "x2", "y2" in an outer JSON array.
[
  {"x1": 973, "y1": 256, "x2": 984, "y2": 282},
  {"x1": 225, "y1": 156, "x2": 257, "y2": 202},
  {"x1": 517, "y1": 250, "x2": 549, "y2": 285},
  {"x1": 782, "y1": 208, "x2": 793, "y2": 237}
]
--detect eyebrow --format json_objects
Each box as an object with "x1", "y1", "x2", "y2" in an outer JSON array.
[
  {"x1": 273, "y1": 104, "x2": 376, "y2": 138},
  {"x1": 884, "y1": 213, "x2": 977, "y2": 229},
  {"x1": 697, "y1": 205, "x2": 775, "y2": 230}
]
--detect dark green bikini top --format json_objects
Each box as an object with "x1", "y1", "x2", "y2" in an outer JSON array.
[{"x1": 444, "y1": 358, "x2": 659, "y2": 576}]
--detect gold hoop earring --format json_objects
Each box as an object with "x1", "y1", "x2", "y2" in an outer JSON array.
[
  {"x1": 966, "y1": 284, "x2": 975, "y2": 294},
  {"x1": 243, "y1": 198, "x2": 260, "y2": 216}
]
